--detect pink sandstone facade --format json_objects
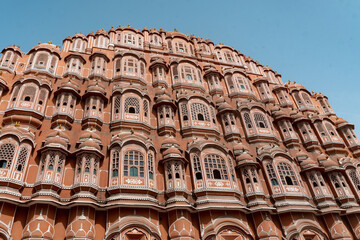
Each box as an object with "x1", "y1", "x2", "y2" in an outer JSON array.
[{"x1": 0, "y1": 25, "x2": 359, "y2": 240}]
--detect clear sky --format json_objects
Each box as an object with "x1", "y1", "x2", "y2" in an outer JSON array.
[{"x1": 1, "y1": 0, "x2": 359, "y2": 134}]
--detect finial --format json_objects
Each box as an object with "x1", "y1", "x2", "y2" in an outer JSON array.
[
  {"x1": 128, "y1": 24, "x2": 131, "y2": 27},
  {"x1": 48, "y1": 41, "x2": 52, "y2": 44},
  {"x1": 174, "y1": 28, "x2": 178, "y2": 32},
  {"x1": 0, "y1": 72, "x2": 2, "y2": 76},
  {"x1": 38, "y1": 42, "x2": 41, "y2": 45},
  {"x1": 34, "y1": 72, "x2": 39, "y2": 76},
  {"x1": 58, "y1": 124, "x2": 62, "y2": 129},
  {"x1": 130, "y1": 128, "x2": 134, "y2": 134},
  {"x1": 204, "y1": 134, "x2": 208, "y2": 140}
]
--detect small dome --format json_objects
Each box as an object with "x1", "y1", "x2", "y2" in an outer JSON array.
[
  {"x1": 236, "y1": 152, "x2": 253, "y2": 162},
  {"x1": 269, "y1": 104, "x2": 280, "y2": 112},
  {"x1": 217, "y1": 101, "x2": 232, "y2": 112},
  {"x1": 79, "y1": 139, "x2": 101, "y2": 151},
  {"x1": 44, "y1": 136, "x2": 68, "y2": 148},
  {"x1": 335, "y1": 117, "x2": 348, "y2": 126},
  {"x1": 73, "y1": 33, "x2": 87, "y2": 39},
  {"x1": 56, "y1": 79, "x2": 81, "y2": 97},
  {"x1": 79, "y1": 131, "x2": 101, "y2": 141},
  {"x1": 29, "y1": 43, "x2": 61, "y2": 57},
  {"x1": 213, "y1": 95, "x2": 225, "y2": 105},
  {"x1": 295, "y1": 149, "x2": 309, "y2": 160},
  {"x1": 317, "y1": 153, "x2": 328, "y2": 162},
  {"x1": 44, "y1": 131, "x2": 69, "y2": 149},
  {"x1": 162, "y1": 137, "x2": 178, "y2": 146},
  {"x1": 155, "y1": 88, "x2": 171, "y2": 102},
  {"x1": 163, "y1": 146, "x2": 182, "y2": 156},
  {"x1": 320, "y1": 158, "x2": 338, "y2": 169},
  {"x1": 290, "y1": 109, "x2": 305, "y2": 120},
  {"x1": 300, "y1": 158, "x2": 317, "y2": 170},
  {"x1": 233, "y1": 142, "x2": 249, "y2": 152},
  {"x1": 47, "y1": 130, "x2": 69, "y2": 140},
  {"x1": 271, "y1": 107, "x2": 288, "y2": 119},
  {"x1": 87, "y1": 82, "x2": 105, "y2": 93},
  {"x1": 95, "y1": 29, "x2": 109, "y2": 36},
  {"x1": 109, "y1": 26, "x2": 116, "y2": 32}
]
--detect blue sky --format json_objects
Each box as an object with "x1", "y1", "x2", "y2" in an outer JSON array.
[{"x1": 1, "y1": 0, "x2": 359, "y2": 134}]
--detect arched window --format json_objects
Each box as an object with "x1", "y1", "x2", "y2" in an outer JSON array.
[
  {"x1": 0, "y1": 143, "x2": 16, "y2": 169},
  {"x1": 167, "y1": 163, "x2": 172, "y2": 180},
  {"x1": 325, "y1": 122, "x2": 337, "y2": 137},
  {"x1": 266, "y1": 164, "x2": 279, "y2": 186},
  {"x1": 277, "y1": 162, "x2": 298, "y2": 186},
  {"x1": 123, "y1": 151, "x2": 144, "y2": 177},
  {"x1": 174, "y1": 41, "x2": 188, "y2": 53},
  {"x1": 114, "y1": 58, "x2": 121, "y2": 73},
  {"x1": 11, "y1": 85, "x2": 20, "y2": 103},
  {"x1": 181, "y1": 104, "x2": 189, "y2": 121},
  {"x1": 21, "y1": 85, "x2": 37, "y2": 102},
  {"x1": 180, "y1": 65, "x2": 198, "y2": 82},
  {"x1": 193, "y1": 155, "x2": 202, "y2": 180},
  {"x1": 148, "y1": 153, "x2": 154, "y2": 180},
  {"x1": 244, "y1": 169, "x2": 251, "y2": 183},
  {"x1": 190, "y1": 103, "x2": 210, "y2": 121},
  {"x1": 330, "y1": 173, "x2": 347, "y2": 190},
  {"x1": 112, "y1": 150, "x2": 120, "y2": 177},
  {"x1": 243, "y1": 113, "x2": 253, "y2": 128},
  {"x1": 15, "y1": 147, "x2": 29, "y2": 172},
  {"x1": 143, "y1": 100, "x2": 149, "y2": 118},
  {"x1": 35, "y1": 53, "x2": 48, "y2": 69},
  {"x1": 123, "y1": 57, "x2": 138, "y2": 76},
  {"x1": 124, "y1": 33, "x2": 136, "y2": 45},
  {"x1": 302, "y1": 92, "x2": 313, "y2": 106},
  {"x1": 203, "y1": 154, "x2": 228, "y2": 180},
  {"x1": 57, "y1": 155, "x2": 64, "y2": 173},
  {"x1": 254, "y1": 113, "x2": 268, "y2": 129},
  {"x1": 124, "y1": 97, "x2": 140, "y2": 114},
  {"x1": 140, "y1": 62, "x2": 145, "y2": 77},
  {"x1": 38, "y1": 89, "x2": 47, "y2": 106},
  {"x1": 349, "y1": 169, "x2": 360, "y2": 191},
  {"x1": 113, "y1": 96, "x2": 121, "y2": 114}
]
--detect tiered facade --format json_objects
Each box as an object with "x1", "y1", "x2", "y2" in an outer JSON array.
[{"x1": 0, "y1": 25, "x2": 359, "y2": 240}]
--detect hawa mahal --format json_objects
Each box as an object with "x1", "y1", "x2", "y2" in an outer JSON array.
[{"x1": 0, "y1": 25, "x2": 359, "y2": 240}]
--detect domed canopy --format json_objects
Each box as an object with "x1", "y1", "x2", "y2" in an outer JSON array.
[
  {"x1": 154, "y1": 88, "x2": 176, "y2": 109},
  {"x1": 54, "y1": 79, "x2": 81, "y2": 98},
  {"x1": 163, "y1": 146, "x2": 182, "y2": 156},
  {"x1": 41, "y1": 130, "x2": 70, "y2": 153},
  {"x1": 300, "y1": 158, "x2": 318, "y2": 171},
  {"x1": 83, "y1": 81, "x2": 107, "y2": 101},
  {"x1": 47, "y1": 130, "x2": 69, "y2": 140},
  {"x1": 95, "y1": 29, "x2": 109, "y2": 37},
  {"x1": 79, "y1": 139, "x2": 101, "y2": 151},
  {"x1": 335, "y1": 117, "x2": 353, "y2": 129},
  {"x1": 72, "y1": 33, "x2": 87, "y2": 40},
  {"x1": 271, "y1": 106, "x2": 289, "y2": 120},
  {"x1": 217, "y1": 101, "x2": 233, "y2": 113},
  {"x1": 28, "y1": 43, "x2": 61, "y2": 58},
  {"x1": 79, "y1": 131, "x2": 101, "y2": 142},
  {"x1": 235, "y1": 152, "x2": 258, "y2": 168}
]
